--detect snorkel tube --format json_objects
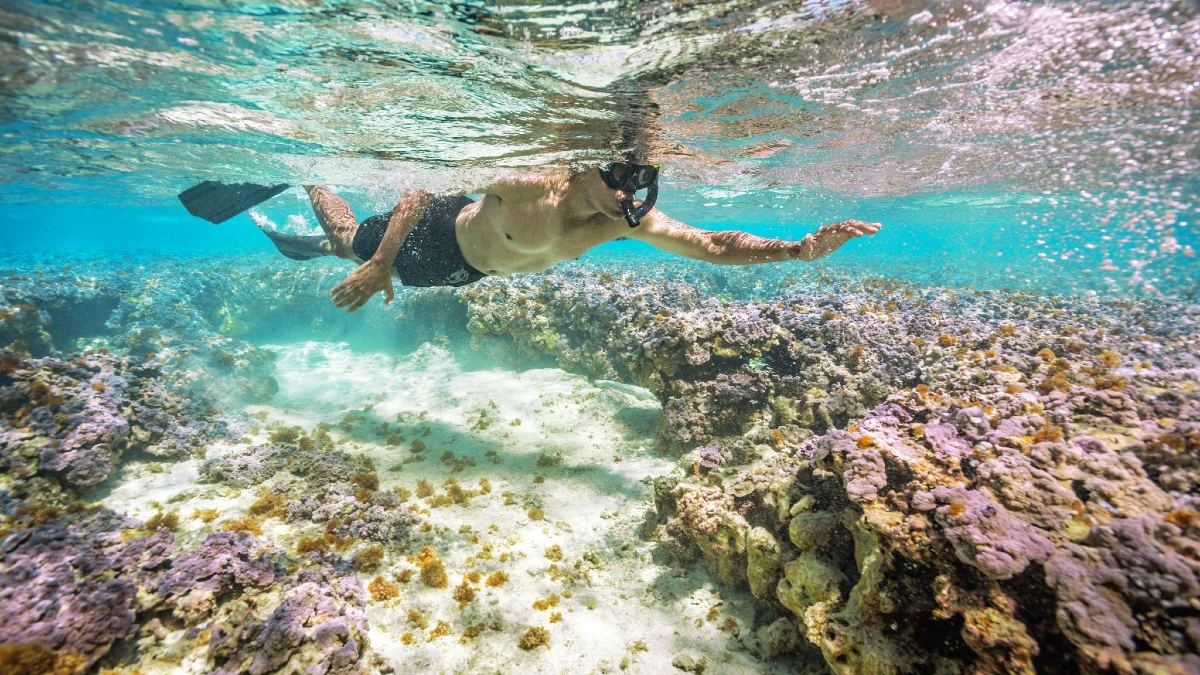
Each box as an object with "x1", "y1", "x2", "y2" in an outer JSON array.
[
  {"x1": 599, "y1": 162, "x2": 660, "y2": 228},
  {"x1": 620, "y1": 180, "x2": 657, "y2": 228}
]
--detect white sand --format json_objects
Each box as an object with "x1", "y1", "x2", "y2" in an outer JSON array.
[{"x1": 101, "y1": 341, "x2": 803, "y2": 675}]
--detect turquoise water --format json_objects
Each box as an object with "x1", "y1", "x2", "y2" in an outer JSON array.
[
  {"x1": 3, "y1": 188, "x2": 1197, "y2": 297},
  {"x1": 1, "y1": 0, "x2": 1197, "y2": 297}
]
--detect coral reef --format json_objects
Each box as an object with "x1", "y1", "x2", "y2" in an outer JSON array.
[
  {"x1": 419, "y1": 267, "x2": 1200, "y2": 672},
  {"x1": 0, "y1": 507, "x2": 373, "y2": 674},
  {"x1": 199, "y1": 442, "x2": 295, "y2": 488},
  {"x1": 4, "y1": 257, "x2": 1198, "y2": 673},
  {"x1": 651, "y1": 371, "x2": 1200, "y2": 672},
  {"x1": 155, "y1": 531, "x2": 278, "y2": 622},
  {"x1": 0, "y1": 350, "x2": 225, "y2": 501},
  {"x1": 200, "y1": 438, "x2": 418, "y2": 547},
  {"x1": 206, "y1": 567, "x2": 370, "y2": 675},
  {"x1": 0, "y1": 509, "x2": 172, "y2": 670}
]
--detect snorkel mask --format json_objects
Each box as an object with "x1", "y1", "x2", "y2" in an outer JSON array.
[{"x1": 599, "y1": 162, "x2": 660, "y2": 227}]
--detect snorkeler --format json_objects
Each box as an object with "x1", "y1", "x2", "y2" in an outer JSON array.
[{"x1": 179, "y1": 163, "x2": 880, "y2": 312}]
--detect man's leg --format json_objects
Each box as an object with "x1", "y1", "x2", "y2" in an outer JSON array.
[
  {"x1": 249, "y1": 208, "x2": 336, "y2": 261},
  {"x1": 305, "y1": 185, "x2": 360, "y2": 260}
]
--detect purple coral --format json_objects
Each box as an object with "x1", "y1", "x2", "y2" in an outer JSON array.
[
  {"x1": 1046, "y1": 514, "x2": 1200, "y2": 657},
  {"x1": 208, "y1": 568, "x2": 370, "y2": 675},
  {"x1": 200, "y1": 442, "x2": 294, "y2": 488},
  {"x1": 0, "y1": 510, "x2": 173, "y2": 669},
  {"x1": 923, "y1": 422, "x2": 973, "y2": 458},
  {"x1": 696, "y1": 446, "x2": 724, "y2": 470},
  {"x1": 0, "y1": 351, "x2": 223, "y2": 494},
  {"x1": 913, "y1": 486, "x2": 1053, "y2": 580},
  {"x1": 157, "y1": 531, "x2": 277, "y2": 622}
]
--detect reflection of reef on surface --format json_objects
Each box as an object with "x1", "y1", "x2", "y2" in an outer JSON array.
[{"x1": 1, "y1": 256, "x2": 1197, "y2": 674}]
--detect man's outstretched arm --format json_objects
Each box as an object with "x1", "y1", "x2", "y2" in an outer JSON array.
[
  {"x1": 329, "y1": 190, "x2": 434, "y2": 312},
  {"x1": 626, "y1": 210, "x2": 880, "y2": 264}
]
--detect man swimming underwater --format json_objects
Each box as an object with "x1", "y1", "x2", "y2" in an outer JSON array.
[{"x1": 250, "y1": 163, "x2": 881, "y2": 312}]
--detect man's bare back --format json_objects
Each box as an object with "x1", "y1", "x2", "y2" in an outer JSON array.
[{"x1": 289, "y1": 165, "x2": 880, "y2": 312}]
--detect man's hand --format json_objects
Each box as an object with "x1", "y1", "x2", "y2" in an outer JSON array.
[
  {"x1": 331, "y1": 258, "x2": 394, "y2": 312},
  {"x1": 788, "y1": 219, "x2": 881, "y2": 262}
]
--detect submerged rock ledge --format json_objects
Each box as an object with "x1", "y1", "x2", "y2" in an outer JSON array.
[{"x1": 1, "y1": 258, "x2": 1197, "y2": 674}]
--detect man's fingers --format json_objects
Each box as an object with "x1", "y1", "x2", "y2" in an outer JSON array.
[
  {"x1": 332, "y1": 286, "x2": 360, "y2": 308},
  {"x1": 338, "y1": 294, "x2": 362, "y2": 310}
]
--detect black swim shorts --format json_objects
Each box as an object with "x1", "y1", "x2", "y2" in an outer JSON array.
[{"x1": 352, "y1": 195, "x2": 486, "y2": 288}]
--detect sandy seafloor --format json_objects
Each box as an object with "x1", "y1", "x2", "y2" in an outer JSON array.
[{"x1": 96, "y1": 341, "x2": 798, "y2": 675}]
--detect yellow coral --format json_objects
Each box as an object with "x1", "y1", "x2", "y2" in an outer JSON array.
[
  {"x1": 416, "y1": 479, "x2": 434, "y2": 498},
  {"x1": 248, "y1": 489, "x2": 286, "y2": 518},
  {"x1": 144, "y1": 510, "x2": 179, "y2": 531},
  {"x1": 368, "y1": 576, "x2": 399, "y2": 602},
  {"x1": 428, "y1": 621, "x2": 452, "y2": 641},
  {"x1": 518, "y1": 627, "x2": 550, "y2": 650},
  {"x1": 222, "y1": 517, "x2": 262, "y2": 536},
  {"x1": 453, "y1": 580, "x2": 477, "y2": 608},
  {"x1": 414, "y1": 546, "x2": 448, "y2": 588},
  {"x1": 407, "y1": 610, "x2": 428, "y2": 630},
  {"x1": 532, "y1": 594, "x2": 560, "y2": 611}
]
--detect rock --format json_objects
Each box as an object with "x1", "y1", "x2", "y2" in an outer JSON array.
[
  {"x1": 671, "y1": 653, "x2": 707, "y2": 673},
  {"x1": 759, "y1": 617, "x2": 800, "y2": 658},
  {"x1": 745, "y1": 526, "x2": 781, "y2": 602}
]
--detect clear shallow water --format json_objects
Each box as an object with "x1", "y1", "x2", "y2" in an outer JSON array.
[{"x1": 1, "y1": 0, "x2": 1197, "y2": 297}]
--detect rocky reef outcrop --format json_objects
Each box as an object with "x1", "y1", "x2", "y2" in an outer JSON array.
[
  {"x1": 413, "y1": 268, "x2": 1200, "y2": 673},
  {"x1": 0, "y1": 503, "x2": 371, "y2": 675},
  {"x1": 0, "y1": 350, "x2": 226, "y2": 505}
]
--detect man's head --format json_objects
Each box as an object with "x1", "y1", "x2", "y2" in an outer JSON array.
[{"x1": 596, "y1": 162, "x2": 660, "y2": 227}]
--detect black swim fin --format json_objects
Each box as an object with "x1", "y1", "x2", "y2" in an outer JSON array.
[{"x1": 177, "y1": 180, "x2": 290, "y2": 224}]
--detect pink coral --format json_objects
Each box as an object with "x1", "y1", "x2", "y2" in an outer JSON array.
[{"x1": 677, "y1": 487, "x2": 733, "y2": 536}]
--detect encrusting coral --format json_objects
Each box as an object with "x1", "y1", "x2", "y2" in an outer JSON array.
[
  {"x1": 652, "y1": 375, "x2": 1200, "y2": 672},
  {"x1": 0, "y1": 350, "x2": 225, "y2": 503}
]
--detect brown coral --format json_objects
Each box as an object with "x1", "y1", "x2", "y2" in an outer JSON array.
[
  {"x1": 354, "y1": 544, "x2": 385, "y2": 573},
  {"x1": 453, "y1": 580, "x2": 477, "y2": 608},
  {"x1": 518, "y1": 627, "x2": 550, "y2": 650},
  {"x1": 368, "y1": 576, "x2": 399, "y2": 602},
  {"x1": 415, "y1": 546, "x2": 448, "y2": 588}
]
